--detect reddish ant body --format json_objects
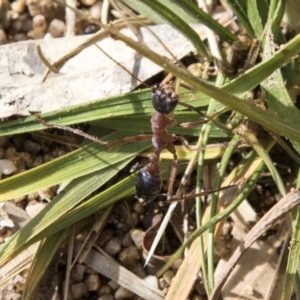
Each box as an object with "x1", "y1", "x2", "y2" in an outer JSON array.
[{"x1": 37, "y1": 80, "x2": 231, "y2": 205}]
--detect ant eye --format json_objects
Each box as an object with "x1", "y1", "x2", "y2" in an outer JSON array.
[{"x1": 151, "y1": 83, "x2": 178, "y2": 114}]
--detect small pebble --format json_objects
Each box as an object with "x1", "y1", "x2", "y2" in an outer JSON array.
[
  {"x1": 143, "y1": 275, "x2": 158, "y2": 289},
  {"x1": 26, "y1": 201, "x2": 47, "y2": 218},
  {"x1": 31, "y1": 156, "x2": 43, "y2": 167},
  {"x1": 13, "y1": 195, "x2": 26, "y2": 203},
  {"x1": 70, "y1": 264, "x2": 86, "y2": 282},
  {"x1": 19, "y1": 152, "x2": 33, "y2": 167},
  {"x1": 107, "y1": 280, "x2": 119, "y2": 290},
  {"x1": 98, "y1": 295, "x2": 114, "y2": 300},
  {"x1": 85, "y1": 265, "x2": 97, "y2": 274},
  {"x1": 133, "y1": 202, "x2": 145, "y2": 215},
  {"x1": 0, "y1": 159, "x2": 17, "y2": 175},
  {"x1": 5, "y1": 148, "x2": 17, "y2": 159},
  {"x1": 13, "y1": 274, "x2": 25, "y2": 291},
  {"x1": 104, "y1": 236, "x2": 122, "y2": 256},
  {"x1": 27, "y1": 191, "x2": 39, "y2": 201},
  {"x1": 129, "y1": 229, "x2": 144, "y2": 250},
  {"x1": 48, "y1": 19, "x2": 65, "y2": 37},
  {"x1": 130, "y1": 263, "x2": 146, "y2": 279},
  {"x1": 28, "y1": 14, "x2": 47, "y2": 39},
  {"x1": 163, "y1": 270, "x2": 174, "y2": 285},
  {"x1": 84, "y1": 274, "x2": 101, "y2": 291},
  {"x1": 0, "y1": 29, "x2": 7, "y2": 44},
  {"x1": 80, "y1": 0, "x2": 97, "y2": 6},
  {"x1": 115, "y1": 286, "x2": 134, "y2": 299},
  {"x1": 118, "y1": 245, "x2": 140, "y2": 268},
  {"x1": 71, "y1": 282, "x2": 88, "y2": 299},
  {"x1": 191, "y1": 294, "x2": 204, "y2": 300},
  {"x1": 0, "y1": 137, "x2": 7, "y2": 147},
  {"x1": 26, "y1": 0, "x2": 64, "y2": 19},
  {"x1": 90, "y1": 1, "x2": 102, "y2": 20},
  {"x1": 11, "y1": 0, "x2": 26, "y2": 14},
  {"x1": 131, "y1": 212, "x2": 139, "y2": 226},
  {"x1": 11, "y1": 156, "x2": 26, "y2": 171},
  {"x1": 121, "y1": 232, "x2": 132, "y2": 247},
  {"x1": 158, "y1": 278, "x2": 168, "y2": 289},
  {"x1": 97, "y1": 228, "x2": 114, "y2": 247},
  {"x1": 24, "y1": 139, "x2": 41, "y2": 154},
  {"x1": 7, "y1": 292, "x2": 21, "y2": 300},
  {"x1": 39, "y1": 187, "x2": 55, "y2": 201},
  {"x1": 98, "y1": 285, "x2": 112, "y2": 295},
  {"x1": 43, "y1": 153, "x2": 53, "y2": 163}
]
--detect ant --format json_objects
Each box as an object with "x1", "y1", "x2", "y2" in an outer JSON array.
[
  {"x1": 36, "y1": 47, "x2": 232, "y2": 205},
  {"x1": 36, "y1": 79, "x2": 231, "y2": 205}
]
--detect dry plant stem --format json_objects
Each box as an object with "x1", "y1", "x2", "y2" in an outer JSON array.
[
  {"x1": 76, "y1": 207, "x2": 113, "y2": 265},
  {"x1": 209, "y1": 188, "x2": 300, "y2": 300},
  {"x1": 64, "y1": 226, "x2": 75, "y2": 300},
  {"x1": 65, "y1": 0, "x2": 76, "y2": 36},
  {"x1": 37, "y1": 16, "x2": 150, "y2": 82}
]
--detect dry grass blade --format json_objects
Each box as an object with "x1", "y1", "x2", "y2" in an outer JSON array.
[
  {"x1": 74, "y1": 241, "x2": 164, "y2": 300},
  {"x1": 210, "y1": 189, "x2": 300, "y2": 300}
]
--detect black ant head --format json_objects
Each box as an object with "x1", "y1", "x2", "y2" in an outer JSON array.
[
  {"x1": 151, "y1": 83, "x2": 179, "y2": 115},
  {"x1": 135, "y1": 167, "x2": 162, "y2": 205}
]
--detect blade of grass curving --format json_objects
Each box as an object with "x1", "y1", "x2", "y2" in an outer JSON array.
[
  {"x1": 0, "y1": 163, "x2": 174, "y2": 267},
  {"x1": 247, "y1": 0, "x2": 264, "y2": 37},
  {"x1": 166, "y1": 0, "x2": 237, "y2": 42},
  {"x1": 268, "y1": 0, "x2": 286, "y2": 35},
  {"x1": 22, "y1": 230, "x2": 66, "y2": 300},
  {"x1": 121, "y1": 0, "x2": 194, "y2": 24},
  {"x1": 162, "y1": 162, "x2": 264, "y2": 276},
  {"x1": 135, "y1": 0, "x2": 211, "y2": 59},
  {"x1": 0, "y1": 160, "x2": 129, "y2": 266},
  {"x1": 0, "y1": 131, "x2": 151, "y2": 201},
  {"x1": 103, "y1": 24, "x2": 300, "y2": 142},
  {"x1": 121, "y1": 0, "x2": 166, "y2": 24},
  {"x1": 281, "y1": 169, "x2": 300, "y2": 300},
  {"x1": 0, "y1": 88, "x2": 210, "y2": 136},
  {"x1": 226, "y1": 0, "x2": 255, "y2": 38},
  {"x1": 261, "y1": 25, "x2": 300, "y2": 154},
  {"x1": 206, "y1": 133, "x2": 240, "y2": 292},
  {"x1": 238, "y1": 129, "x2": 286, "y2": 196}
]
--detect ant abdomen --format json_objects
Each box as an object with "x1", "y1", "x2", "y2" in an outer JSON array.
[
  {"x1": 135, "y1": 167, "x2": 162, "y2": 204},
  {"x1": 151, "y1": 83, "x2": 178, "y2": 115}
]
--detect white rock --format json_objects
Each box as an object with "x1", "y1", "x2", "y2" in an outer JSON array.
[
  {"x1": 163, "y1": 270, "x2": 175, "y2": 285},
  {"x1": 143, "y1": 275, "x2": 158, "y2": 289},
  {"x1": 104, "y1": 236, "x2": 122, "y2": 256},
  {"x1": 107, "y1": 280, "x2": 119, "y2": 290},
  {"x1": 0, "y1": 159, "x2": 16, "y2": 175},
  {"x1": 25, "y1": 201, "x2": 47, "y2": 218},
  {"x1": 48, "y1": 19, "x2": 65, "y2": 37},
  {"x1": 115, "y1": 286, "x2": 134, "y2": 299},
  {"x1": 129, "y1": 229, "x2": 145, "y2": 250},
  {"x1": 84, "y1": 274, "x2": 101, "y2": 291},
  {"x1": 70, "y1": 264, "x2": 86, "y2": 281},
  {"x1": 71, "y1": 282, "x2": 87, "y2": 299}
]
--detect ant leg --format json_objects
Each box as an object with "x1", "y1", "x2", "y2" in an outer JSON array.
[
  {"x1": 176, "y1": 120, "x2": 207, "y2": 128},
  {"x1": 165, "y1": 142, "x2": 178, "y2": 201},
  {"x1": 169, "y1": 134, "x2": 195, "y2": 151},
  {"x1": 36, "y1": 114, "x2": 152, "y2": 146}
]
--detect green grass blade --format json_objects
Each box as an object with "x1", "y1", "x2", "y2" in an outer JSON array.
[
  {"x1": 137, "y1": 0, "x2": 211, "y2": 59},
  {"x1": 169, "y1": 0, "x2": 237, "y2": 42},
  {"x1": 0, "y1": 131, "x2": 151, "y2": 201},
  {"x1": 22, "y1": 231, "x2": 66, "y2": 300},
  {"x1": 226, "y1": 0, "x2": 255, "y2": 38},
  {"x1": 105, "y1": 25, "x2": 300, "y2": 142}
]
